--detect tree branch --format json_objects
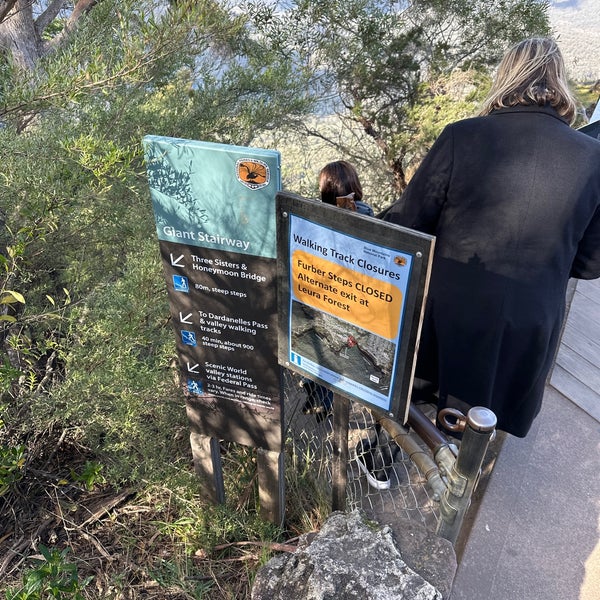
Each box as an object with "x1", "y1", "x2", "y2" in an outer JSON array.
[
  {"x1": 0, "y1": 0, "x2": 18, "y2": 25},
  {"x1": 67, "y1": 0, "x2": 99, "y2": 29},
  {"x1": 0, "y1": 45, "x2": 172, "y2": 121},
  {"x1": 35, "y1": 0, "x2": 66, "y2": 36},
  {"x1": 44, "y1": 0, "x2": 100, "y2": 54}
]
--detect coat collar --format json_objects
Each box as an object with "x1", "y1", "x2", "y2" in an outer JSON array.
[{"x1": 490, "y1": 103, "x2": 569, "y2": 125}]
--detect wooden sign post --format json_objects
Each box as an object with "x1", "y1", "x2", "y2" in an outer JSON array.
[{"x1": 143, "y1": 137, "x2": 284, "y2": 524}]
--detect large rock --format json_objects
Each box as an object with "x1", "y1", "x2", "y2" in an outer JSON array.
[
  {"x1": 252, "y1": 510, "x2": 444, "y2": 600},
  {"x1": 374, "y1": 513, "x2": 456, "y2": 599}
]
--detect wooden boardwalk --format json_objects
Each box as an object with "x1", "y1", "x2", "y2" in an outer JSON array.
[{"x1": 550, "y1": 277, "x2": 600, "y2": 423}]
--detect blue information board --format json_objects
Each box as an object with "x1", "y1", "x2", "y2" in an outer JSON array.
[
  {"x1": 143, "y1": 136, "x2": 283, "y2": 451},
  {"x1": 276, "y1": 192, "x2": 435, "y2": 422}
]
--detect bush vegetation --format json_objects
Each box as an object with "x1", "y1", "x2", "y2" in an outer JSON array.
[{"x1": 0, "y1": 1, "x2": 595, "y2": 597}]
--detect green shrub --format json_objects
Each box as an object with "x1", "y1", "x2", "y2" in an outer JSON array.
[
  {"x1": 0, "y1": 441, "x2": 26, "y2": 496},
  {"x1": 5, "y1": 545, "x2": 91, "y2": 600}
]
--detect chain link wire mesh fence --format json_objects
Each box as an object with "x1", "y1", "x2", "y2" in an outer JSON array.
[{"x1": 283, "y1": 368, "x2": 442, "y2": 533}]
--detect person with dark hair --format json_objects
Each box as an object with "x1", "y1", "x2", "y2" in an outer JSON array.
[
  {"x1": 383, "y1": 37, "x2": 600, "y2": 438},
  {"x1": 318, "y1": 160, "x2": 374, "y2": 216},
  {"x1": 300, "y1": 160, "x2": 395, "y2": 489}
]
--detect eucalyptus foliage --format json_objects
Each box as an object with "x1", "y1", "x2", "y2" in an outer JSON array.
[
  {"x1": 0, "y1": 0, "x2": 314, "y2": 482},
  {"x1": 245, "y1": 0, "x2": 550, "y2": 201}
]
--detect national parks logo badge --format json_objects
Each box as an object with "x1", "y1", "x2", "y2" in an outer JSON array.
[
  {"x1": 236, "y1": 158, "x2": 270, "y2": 190},
  {"x1": 393, "y1": 255, "x2": 407, "y2": 267}
]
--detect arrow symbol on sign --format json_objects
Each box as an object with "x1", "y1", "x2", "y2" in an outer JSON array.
[
  {"x1": 187, "y1": 362, "x2": 200, "y2": 373},
  {"x1": 179, "y1": 312, "x2": 193, "y2": 324},
  {"x1": 170, "y1": 253, "x2": 185, "y2": 267}
]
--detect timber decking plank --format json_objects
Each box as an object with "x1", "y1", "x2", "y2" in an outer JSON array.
[
  {"x1": 576, "y1": 279, "x2": 600, "y2": 302},
  {"x1": 567, "y1": 293, "x2": 600, "y2": 327},
  {"x1": 559, "y1": 322, "x2": 600, "y2": 367},
  {"x1": 550, "y1": 278, "x2": 600, "y2": 423},
  {"x1": 550, "y1": 364, "x2": 600, "y2": 423},
  {"x1": 554, "y1": 343, "x2": 600, "y2": 391},
  {"x1": 561, "y1": 300, "x2": 600, "y2": 344}
]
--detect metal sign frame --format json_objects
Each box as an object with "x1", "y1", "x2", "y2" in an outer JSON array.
[
  {"x1": 276, "y1": 191, "x2": 435, "y2": 423},
  {"x1": 579, "y1": 119, "x2": 600, "y2": 140}
]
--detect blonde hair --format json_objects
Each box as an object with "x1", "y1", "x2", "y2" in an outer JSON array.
[{"x1": 479, "y1": 38, "x2": 577, "y2": 124}]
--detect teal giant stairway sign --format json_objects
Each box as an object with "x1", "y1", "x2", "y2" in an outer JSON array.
[{"x1": 143, "y1": 137, "x2": 283, "y2": 456}]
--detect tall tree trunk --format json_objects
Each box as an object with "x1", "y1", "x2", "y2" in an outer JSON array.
[
  {"x1": 390, "y1": 156, "x2": 407, "y2": 196},
  {"x1": 0, "y1": 0, "x2": 41, "y2": 71},
  {"x1": 0, "y1": 1, "x2": 18, "y2": 25},
  {"x1": 0, "y1": 0, "x2": 100, "y2": 72}
]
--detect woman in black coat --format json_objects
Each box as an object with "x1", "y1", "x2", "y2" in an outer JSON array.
[{"x1": 384, "y1": 38, "x2": 600, "y2": 437}]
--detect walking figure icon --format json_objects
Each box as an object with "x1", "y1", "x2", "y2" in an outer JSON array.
[
  {"x1": 187, "y1": 379, "x2": 203, "y2": 395},
  {"x1": 173, "y1": 275, "x2": 189, "y2": 293},
  {"x1": 181, "y1": 330, "x2": 197, "y2": 346}
]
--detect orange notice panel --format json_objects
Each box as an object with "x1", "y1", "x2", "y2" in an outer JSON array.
[{"x1": 292, "y1": 249, "x2": 402, "y2": 340}]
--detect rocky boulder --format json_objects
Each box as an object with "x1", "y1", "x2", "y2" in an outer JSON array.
[{"x1": 252, "y1": 510, "x2": 450, "y2": 600}]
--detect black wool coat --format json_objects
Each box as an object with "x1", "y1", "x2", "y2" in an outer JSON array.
[{"x1": 384, "y1": 105, "x2": 600, "y2": 437}]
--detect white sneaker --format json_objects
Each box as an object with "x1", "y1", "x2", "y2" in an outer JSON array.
[{"x1": 355, "y1": 441, "x2": 392, "y2": 490}]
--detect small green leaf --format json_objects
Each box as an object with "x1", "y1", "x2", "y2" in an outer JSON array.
[{"x1": 0, "y1": 291, "x2": 25, "y2": 305}]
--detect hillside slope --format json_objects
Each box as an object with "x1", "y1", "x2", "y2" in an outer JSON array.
[{"x1": 549, "y1": 0, "x2": 600, "y2": 81}]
